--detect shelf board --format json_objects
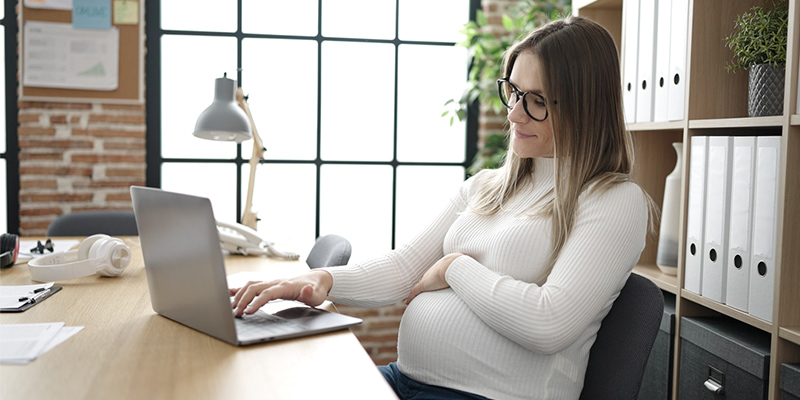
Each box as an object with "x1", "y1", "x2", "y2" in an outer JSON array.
[
  {"x1": 633, "y1": 264, "x2": 678, "y2": 294},
  {"x1": 681, "y1": 290, "x2": 773, "y2": 332},
  {"x1": 626, "y1": 121, "x2": 684, "y2": 131},
  {"x1": 791, "y1": 114, "x2": 800, "y2": 126},
  {"x1": 688, "y1": 116, "x2": 784, "y2": 129},
  {"x1": 780, "y1": 327, "x2": 800, "y2": 346}
]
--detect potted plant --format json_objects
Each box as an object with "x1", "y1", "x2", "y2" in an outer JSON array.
[
  {"x1": 442, "y1": 0, "x2": 569, "y2": 174},
  {"x1": 724, "y1": 2, "x2": 788, "y2": 117}
]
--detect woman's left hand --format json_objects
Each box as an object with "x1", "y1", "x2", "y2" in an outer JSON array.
[{"x1": 405, "y1": 253, "x2": 464, "y2": 305}]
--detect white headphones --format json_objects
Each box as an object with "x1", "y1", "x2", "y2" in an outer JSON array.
[{"x1": 28, "y1": 234, "x2": 132, "y2": 282}]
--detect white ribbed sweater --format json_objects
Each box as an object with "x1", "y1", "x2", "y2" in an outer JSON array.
[{"x1": 323, "y1": 158, "x2": 648, "y2": 400}]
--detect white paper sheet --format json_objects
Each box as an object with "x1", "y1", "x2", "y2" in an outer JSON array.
[
  {"x1": 0, "y1": 322, "x2": 64, "y2": 364},
  {"x1": 23, "y1": 21, "x2": 119, "y2": 91},
  {"x1": 17, "y1": 239, "x2": 80, "y2": 262},
  {"x1": 0, "y1": 282, "x2": 54, "y2": 310},
  {"x1": 23, "y1": 0, "x2": 73, "y2": 10}
]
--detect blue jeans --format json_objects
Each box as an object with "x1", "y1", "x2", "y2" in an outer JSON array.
[{"x1": 378, "y1": 362, "x2": 491, "y2": 400}]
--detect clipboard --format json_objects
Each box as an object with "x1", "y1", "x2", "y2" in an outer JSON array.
[{"x1": 1, "y1": 286, "x2": 62, "y2": 313}]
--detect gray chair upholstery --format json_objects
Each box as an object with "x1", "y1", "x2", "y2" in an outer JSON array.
[
  {"x1": 306, "y1": 234, "x2": 352, "y2": 269},
  {"x1": 579, "y1": 273, "x2": 664, "y2": 400},
  {"x1": 47, "y1": 210, "x2": 138, "y2": 237}
]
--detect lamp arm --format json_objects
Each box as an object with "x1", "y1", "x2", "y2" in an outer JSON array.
[{"x1": 236, "y1": 87, "x2": 264, "y2": 230}]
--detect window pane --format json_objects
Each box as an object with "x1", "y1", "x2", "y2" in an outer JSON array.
[
  {"x1": 161, "y1": 162, "x2": 238, "y2": 222},
  {"x1": 243, "y1": 0, "x2": 318, "y2": 36},
  {"x1": 245, "y1": 163, "x2": 317, "y2": 253},
  {"x1": 320, "y1": 164, "x2": 392, "y2": 261},
  {"x1": 321, "y1": 42, "x2": 394, "y2": 161},
  {"x1": 397, "y1": 44, "x2": 467, "y2": 163},
  {"x1": 395, "y1": 166, "x2": 464, "y2": 247},
  {"x1": 322, "y1": 0, "x2": 395, "y2": 40},
  {"x1": 398, "y1": 0, "x2": 469, "y2": 42},
  {"x1": 0, "y1": 160, "x2": 6, "y2": 233},
  {"x1": 161, "y1": 35, "x2": 238, "y2": 159},
  {"x1": 161, "y1": 0, "x2": 237, "y2": 33},
  {"x1": 241, "y1": 38, "x2": 318, "y2": 161}
]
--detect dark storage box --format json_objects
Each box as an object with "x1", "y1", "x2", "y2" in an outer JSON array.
[
  {"x1": 782, "y1": 363, "x2": 800, "y2": 400},
  {"x1": 678, "y1": 317, "x2": 771, "y2": 400},
  {"x1": 638, "y1": 291, "x2": 675, "y2": 400}
]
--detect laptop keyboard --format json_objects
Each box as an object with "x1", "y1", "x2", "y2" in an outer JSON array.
[{"x1": 234, "y1": 311, "x2": 300, "y2": 339}]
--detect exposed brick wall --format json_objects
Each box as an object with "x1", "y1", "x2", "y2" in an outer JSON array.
[
  {"x1": 17, "y1": 101, "x2": 146, "y2": 236},
  {"x1": 478, "y1": 0, "x2": 517, "y2": 148},
  {"x1": 337, "y1": 303, "x2": 407, "y2": 366}
]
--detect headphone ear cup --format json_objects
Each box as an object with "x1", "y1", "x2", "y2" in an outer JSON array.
[
  {"x1": 78, "y1": 234, "x2": 110, "y2": 261},
  {"x1": 1, "y1": 233, "x2": 20, "y2": 269},
  {"x1": 89, "y1": 237, "x2": 131, "y2": 277}
]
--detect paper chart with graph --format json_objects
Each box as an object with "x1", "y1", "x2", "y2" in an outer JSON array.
[{"x1": 22, "y1": 21, "x2": 119, "y2": 91}]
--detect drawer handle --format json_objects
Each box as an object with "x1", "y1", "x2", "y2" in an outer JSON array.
[
  {"x1": 704, "y1": 379, "x2": 724, "y2": 394},
  {"x1": 704, "y1": 365, "x2": 725, "y2": 394}
]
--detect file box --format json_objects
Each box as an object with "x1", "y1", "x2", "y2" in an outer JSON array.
[
  {"x1": 678, "y1": 317, "x2": 770, "y2": 399},
  {"x1": 638, "y1": 291, "x2": 676, "y2": 400},
  {"x1": 782, "y1": 363, "x2": 800, "y2": 400}
]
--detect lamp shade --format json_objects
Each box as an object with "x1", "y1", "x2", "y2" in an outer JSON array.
[{"x1": 193, "y1": 75, "x2": 252, "y2": 143}]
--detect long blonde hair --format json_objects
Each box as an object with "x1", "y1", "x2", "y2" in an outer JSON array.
[{"x1": 471, "y1": 15, "x2": 657, "y2": 271}]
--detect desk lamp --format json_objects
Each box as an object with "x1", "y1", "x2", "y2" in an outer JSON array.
[{"x1": 193, "y1": 73, "x2": 264, "y2": 230}]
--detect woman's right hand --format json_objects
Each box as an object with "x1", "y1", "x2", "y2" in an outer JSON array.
[{"x1": 230, "y1": 270, "x2": 333, "y2": 317}]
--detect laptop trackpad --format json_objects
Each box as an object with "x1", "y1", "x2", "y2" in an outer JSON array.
[{"x1": 234, "y1": 302, "x2": 349, "y2": 343}]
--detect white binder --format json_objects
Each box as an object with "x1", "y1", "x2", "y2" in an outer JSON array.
[
  {"x1": 725, "y1": 136, "x2": 756, "y2": 312},
  {"x1": 653, "y1": 0, "x2": 672, "y2": 122},
  {"x1": 667, "y1": 0, "x2": 689, "y2": 121},
  {"x1": 701, "y1": 136, "x2": 733, "y2": 303},
  {"x1": 749, "y1": 136, "x2": 781, "y2": 322},
  {"x1": 684, "y1": 136, "x2": 708, "y2": 295},
  {"x1": 636, "y1": 0, "x2": 657, "y2": 123},
  {"x1": 622, "y1": 0, "x2": 640, "y2": 124}
]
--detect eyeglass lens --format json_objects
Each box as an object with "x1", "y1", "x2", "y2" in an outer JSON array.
[{"x1": 498, "y1": 80, "x2": 548, "y2": 121}]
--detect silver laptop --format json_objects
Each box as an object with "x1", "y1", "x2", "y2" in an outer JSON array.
[{"x1": 130, "y1": 186, "x2": 361, "y2": 346}]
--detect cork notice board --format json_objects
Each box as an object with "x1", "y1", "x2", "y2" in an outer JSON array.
[{"x1": 20, "y1": 0, "x2": 144, "y2": 104}]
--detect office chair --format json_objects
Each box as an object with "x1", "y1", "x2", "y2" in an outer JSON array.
[
  {"x1": 579, "y1": 273, "x2": 664, "y2": 400},
  {"x1": 47, "y1": 210, "x2": 139, "y2": 237},
  {"x1": 306, "y1": 234, "x2": 352, "y2": 269}
]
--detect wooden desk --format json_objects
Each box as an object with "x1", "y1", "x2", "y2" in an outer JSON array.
[{"x1": 0, "y1": 237, "x2": 397, "y2": 400}]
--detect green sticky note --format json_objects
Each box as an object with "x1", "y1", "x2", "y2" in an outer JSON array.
[{"x1": 113, "y1": 0, "x2": 139, "y2": 25}]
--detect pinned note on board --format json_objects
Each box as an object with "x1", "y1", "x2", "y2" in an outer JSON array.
[
  {"x1": 72, "y1": 0, "x2": 112, "y2": 29},
  {"x1": 113, "y1": 0, "x2": 139, "y2": 25}
]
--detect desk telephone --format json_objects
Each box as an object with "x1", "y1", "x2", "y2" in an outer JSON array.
[{"x1": 216, "y1": 221, "x2": 300, "y2": 260}]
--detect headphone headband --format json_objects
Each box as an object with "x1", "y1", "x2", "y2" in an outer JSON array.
[{"x1": 28, "y1": 234, "x2": 131, "y2": 282}]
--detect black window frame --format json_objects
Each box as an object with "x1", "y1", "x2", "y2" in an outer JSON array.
[
  {"x1": 145, "y1": 0, "x2": 480, "y2": 249},
  {"x1": 3, "y1": 0, "x2": 20, "y2": 235}
]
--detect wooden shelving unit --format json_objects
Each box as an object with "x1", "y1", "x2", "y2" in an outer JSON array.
[{"x1": 576, "y1": 1, "x2": 800, "y2": 399}]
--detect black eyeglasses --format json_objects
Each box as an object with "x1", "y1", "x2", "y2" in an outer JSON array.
[{"x1": 497, "y1": 78, "x2": 553, "y2": 121}]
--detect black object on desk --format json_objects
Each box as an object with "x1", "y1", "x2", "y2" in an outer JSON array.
[{"x1": 1, "y1": 285, "x2": 62, "y2": 313}]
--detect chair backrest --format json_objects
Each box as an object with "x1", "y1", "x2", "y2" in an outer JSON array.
[
  {"x1": 306, "y1": 234, "x2": 352, "y2": 269},
  {"x1": 47, "y1": 210, "x2": 139, "y2": 237},
  {"x1": 579, "y1": 273, "x2": 664, "y2": 400}
]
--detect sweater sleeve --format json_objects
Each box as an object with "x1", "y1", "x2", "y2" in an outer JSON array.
[
  {"x1": 320, "y1": 172, "x2": 481, "y2": 307},
  {"x1": 445, "y1": 181, "x2": 649, "y2": 354}
]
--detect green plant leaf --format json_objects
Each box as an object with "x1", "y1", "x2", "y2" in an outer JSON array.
[
  {"x1": 476, "y1": 10, "x2": 487, "y2": 27},
  {"x1": 502, "y1": 15, "x2": 515, "y2": 31},
  {"x1": 725, "y1": 2, "x2": 788, "y2": 72}
]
